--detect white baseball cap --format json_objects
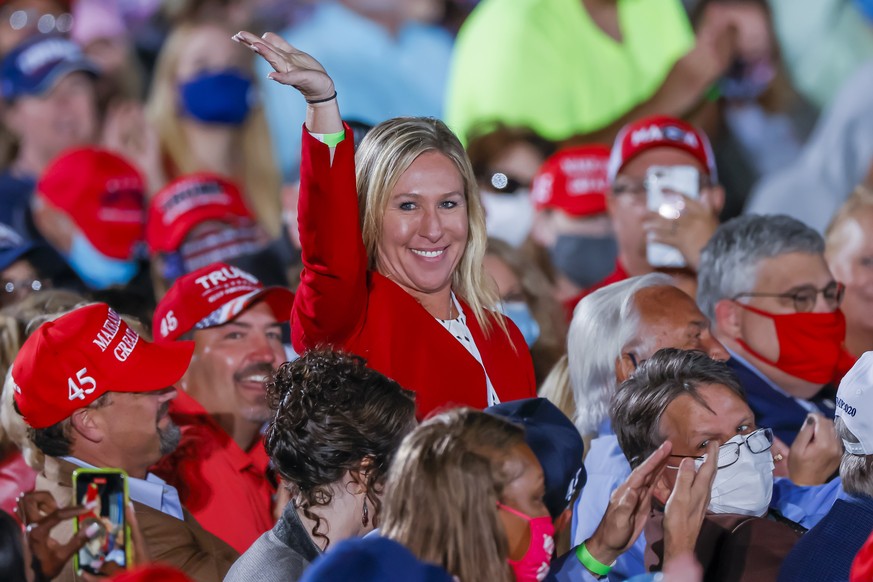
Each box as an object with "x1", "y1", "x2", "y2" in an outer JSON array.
[{"x1": 835, "y1": 352, "x2": 873, "y2": 455}]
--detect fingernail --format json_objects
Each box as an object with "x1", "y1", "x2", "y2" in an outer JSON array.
[
  {"x1": 85, "y1": 523, "x2": 100, "y2": 538},
  {"x1": 806, "y1": 416, "x2": 815, "y2": 426}
]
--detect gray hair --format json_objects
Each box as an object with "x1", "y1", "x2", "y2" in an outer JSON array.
[
  {"x1": 836, "y1": 416, "x2": 873, "y2": 498},
  {"x1": 697, "y1": 215, "x2": 824, "y2": 319},
  {"x1": 611, "y1": 348, "x2": 745, "y2": 468},
  {"x1": 568, "y1": 273, "x2": 673, "y2": 437}
]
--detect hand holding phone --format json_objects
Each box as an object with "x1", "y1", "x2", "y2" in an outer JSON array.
[
  {"x1": 645, "y1": 165, "x2": 701, "y2": 268},
  {"x1": 72, "y1": 468, "x2": 131, "y2": 576}
]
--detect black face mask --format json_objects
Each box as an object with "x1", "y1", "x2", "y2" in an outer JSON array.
[{"x1": 549, "y1": 234, "x2": 618, "y2": 288}]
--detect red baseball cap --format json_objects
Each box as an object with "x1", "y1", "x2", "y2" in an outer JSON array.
[
  {"x1": 146, "y1": 173, "x2": 254, "y2": 254},
  {"x1": 153, "y1": 262, "x2": 294, "y2": 342},
  {"x1": 11, "y1": 303, "x2": 194, "y2": 429},
  {"x1": 607, "y1": 115, "x2": 717, "y2": 182},
  {"x1": 531, "y1": 145, "x2": 610, "y2": 217},
  {"x1": 37, "y1": 148, "x2": 145, "y2": 260}
]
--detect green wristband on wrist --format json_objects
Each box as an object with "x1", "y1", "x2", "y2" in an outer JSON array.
[
  {"x1": 320, "y1": 130, "x2": 346, "y2": 148},
  {"x1": 576, "y1": 542, "x2": 614, "y2": 576}
]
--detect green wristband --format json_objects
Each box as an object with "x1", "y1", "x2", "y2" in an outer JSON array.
[
  {"x1": 320, "y1": 130, "x2": 346, "y2": 148},
  {"x1": 576, "y1": 543, "x2": 613, "y2": 576}
]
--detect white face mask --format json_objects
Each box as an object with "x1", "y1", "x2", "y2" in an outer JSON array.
[
  {"x1": 699, "y1": 433, "x2": 774, "y2": 517},
  {"x1": 481, "y1": 190, "x2": 534, "y2": 248}
]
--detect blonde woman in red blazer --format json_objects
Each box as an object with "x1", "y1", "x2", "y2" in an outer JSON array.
[{"x1": 234, "y1": 31, "x2": 536, "y2": 418}]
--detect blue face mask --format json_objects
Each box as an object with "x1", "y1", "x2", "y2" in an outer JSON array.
[
  {"x1": 500, "y1": 301, "x2": 541, "y2": 348},
  {"x1": 179, "y1": 70, "x2": 253, "y2": 125},
  {"x1": 66, "y1": 234, "x2": 139, "y2": 290}
]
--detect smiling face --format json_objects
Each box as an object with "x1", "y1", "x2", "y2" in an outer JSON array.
[
  {"x1": 375, "y1": 151, "x2": 469, "y2": 305},
  {"x1": 181, "y1": 302, "x2": 284, "y2": 437}
]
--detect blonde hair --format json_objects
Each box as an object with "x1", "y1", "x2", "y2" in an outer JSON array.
[
  {"x1": 825, "y1": 185, "x2": 873, "y2": 258},
  {"x1": 0, "y1": 289, "x2": 89, "y2": 469},
  {"x1": 355, "y1": 117, "x2": 503, "y2": 336},
  {"x1": 381, "y1": 408, "x2": 523, "y2": 581},
  {"x1": 145, "y1": 21, "x2": 282, "y2": 238},
  {"x1": 539, "y1": 355, "x2": 576, "y2": 421}
]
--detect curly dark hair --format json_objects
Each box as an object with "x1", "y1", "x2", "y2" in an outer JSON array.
[{"x1": 265, "y1": 349, "x2": 416, "y2": 549}]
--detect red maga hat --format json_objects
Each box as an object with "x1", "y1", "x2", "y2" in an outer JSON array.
[
  {"x1": 146, "y1": 173, "x2": 254, "y2": 254},
  {"x1": 531, "y1": 145, "x2": 611, "y2": 217},
  {"x1": 37, "y1": 147, "x2": 145, "y2": 260},
  {"x1": 607, "y1": 115, "x2": 717, "y2": 182},
  {"x1": 11, "y1": 303, "x2": 194, "y2": 429},
  {"x1": 152, "y1": 262, "x2": 294, "y2": 342}
]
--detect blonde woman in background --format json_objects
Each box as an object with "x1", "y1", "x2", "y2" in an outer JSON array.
[
  {"x1": 146, "y1": 20, "x2": 282, "y2": 237},
  {"x1": 825, "y1": 185, "x2": 873, "y2": 357}
]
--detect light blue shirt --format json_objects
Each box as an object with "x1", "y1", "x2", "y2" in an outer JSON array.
[
  {"x1": 62, "y1": 456, "x2": 184, "y2": 521},
  {"x1": 568, "y1": 422, "x2": 842, "y2": 580},
  {"x1": 257, "y1": 1, "x2": 454, "y2": 182}
]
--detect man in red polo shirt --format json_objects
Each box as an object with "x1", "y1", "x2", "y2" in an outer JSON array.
[
  {"x1": 573, "y1": 115, "x2": 725, "y2": 306},
  {"x1": 151, "y1": 262, "x2": 294, "y2": 553}
]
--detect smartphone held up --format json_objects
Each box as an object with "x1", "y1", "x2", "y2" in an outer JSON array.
[
  {"x1": 645, "y1": 165, "x2": 700, "y2": 268},
  {"x1": 72, "y1": 468, "x2": 132, "y2": 576}
]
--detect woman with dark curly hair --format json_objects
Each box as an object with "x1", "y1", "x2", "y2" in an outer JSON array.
[{"x1": 225, "y1": 349, "x2": 416, "y2": 582}]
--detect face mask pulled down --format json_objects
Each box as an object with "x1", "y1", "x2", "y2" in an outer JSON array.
[{"x1": 699, "y1": 434, "x2": 774, "y2": 517}]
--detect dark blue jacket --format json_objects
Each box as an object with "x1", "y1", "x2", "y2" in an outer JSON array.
[
  {"x1": 778, "y1": 495, "x2": 873, "y2": 582},
  {"x1": 727, "y1": 358, "x2": 836, "y2": 446}
]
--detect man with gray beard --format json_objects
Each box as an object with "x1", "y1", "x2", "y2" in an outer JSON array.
[
  {"x1": 151, "y1": 262, "x2": 294, "y2": 554},
  {"x1": 10, "y1": 302, "x2": 238, "y2": 581}
]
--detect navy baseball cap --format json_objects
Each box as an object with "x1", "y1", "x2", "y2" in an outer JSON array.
[
  {"x1": 299, "y1": 536, "x2": 453, "y2": 582},
  {"x1": 0, "y1": 224, "x2": 34, "y2": 272},
  {"x1": 486, "y1": 397, "x2": 587, "y2": 519},
  {"x1": 1, "y1": 35, "x2": 98, "y2": 101}
]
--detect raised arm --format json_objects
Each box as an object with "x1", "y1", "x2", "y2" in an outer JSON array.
[{"x1": 234, "y1": 32, "x2": 368, "y2": 349}]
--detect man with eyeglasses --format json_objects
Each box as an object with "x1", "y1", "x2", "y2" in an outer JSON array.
[
  {"x1": 612, "y1": 348, "x2": 805, "y2": 580},
  {"x1": 698, "y1": 214, "x2": 856, "y2": 446},
  {"x1": 570, "y1": 115, "x2": 724, "y2": 308}
]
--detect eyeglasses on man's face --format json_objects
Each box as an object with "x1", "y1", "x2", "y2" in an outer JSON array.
[
  {"x1": 667, "y1": 427, "x2": 773, "y2": 470},
  {"x1": 732, "y1": 281, "x2": 844, "y2": 313}
]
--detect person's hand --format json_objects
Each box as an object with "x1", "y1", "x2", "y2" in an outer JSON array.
[
  {"x1": 101, "y1": 100, "x2": 165, "y2": 196},
  {"x1": 584, "y1": 441, "x2": 672, "y2": 565},
  {"x1": 663, "y1": 441, "x2": 718, "y2": 564},
  {"x1": 232, "y1": 31, "x2": 334, "y2": 102},
  {"x1": 788, "y1": 414, "x2": 842, "y2": 486},
  {"x1": 643, "y1": 193, "x2": 719, "y2": 270},
  {"x1": 663, "y1": 552, "x2": 704, "y2": 582},
  {"x1": 17, "y1": 491, "x2": 96, "y2": 580}
]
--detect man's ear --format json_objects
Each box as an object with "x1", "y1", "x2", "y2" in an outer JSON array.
[
  {"x1": 652, "y1": 471, "x2": 673, "y2": 507},
  {"x1": 615, "y1": 354, "x2": 637, "y2": 384},
  {"x1": 705, "y1": 184, "x2": 726, "y2": 216},
  {"x1": 713, "y1": 298, "x2": 741, "y2": 340},
  {"x1": 69, "y1": 408, "x2": 104, "y2": 445}
]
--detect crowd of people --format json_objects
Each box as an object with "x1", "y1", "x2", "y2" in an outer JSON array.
[{"x1": 2, "y1": 0, "x2": 873, "y2": 580}]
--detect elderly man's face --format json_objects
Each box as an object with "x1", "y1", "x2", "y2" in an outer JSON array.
[
  {"x1": 618, "y1": 285, "x2": 727, "y2": 381},
  {"x1": 660, "y1": 383, "x2": 757, "y2": 490},
  {"x1": 717, "y1": 251, "x2": 838, "y2": 396}
]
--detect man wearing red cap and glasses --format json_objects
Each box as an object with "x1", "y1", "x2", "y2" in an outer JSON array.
[
  {"x1": 591, "y1": 115, "x2": 725, "y2": 301},
  {"x1": 151, "y1": 263, "x2": 294, "y2": 554},
  {"x1": 10, "y1": 303, "x2": 238, "y2": 581}
]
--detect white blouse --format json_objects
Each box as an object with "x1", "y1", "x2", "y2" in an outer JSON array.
[{"x1": 436, "y1": 294, "x2": 500, "y2": 406}]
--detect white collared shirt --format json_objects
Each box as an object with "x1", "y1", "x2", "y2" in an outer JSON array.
[{"x1": 62, "y1": 456, "x2": 184, "y2": 521}]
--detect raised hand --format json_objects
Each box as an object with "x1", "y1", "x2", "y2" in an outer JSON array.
[
  {"x1": 663, "y1": 441, "x2": 718, "y2": 564},
  {"x1": 232, "y1": 31, "x2": 334, "y2": 102},
  {"x1": 584, "y1": 441, "x2": 673, "y2": 565},
  {"x1": 17, "y1": 490, "x2": 94, "y2": 580},
  {"x1": 788, "y1": 414, "x2": 842, "y2": 486}
]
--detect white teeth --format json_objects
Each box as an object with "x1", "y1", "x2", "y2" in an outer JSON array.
[
  {"x1": 412, "y1": 249, "x2": 444, "y2": 258},
  {"x1": 243, "y1": 375, "x2": 269, "y2": 383}
]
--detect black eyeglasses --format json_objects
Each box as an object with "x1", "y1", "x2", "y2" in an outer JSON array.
[
  {"x1": 477, "y1": 172, "x2": 529, "y2": 195},
  {"x1": 668, "y1": 427, "x2": 773, "y2": 470},
  {"x1": 732, "y1": 281, "x2": 844, "y2": 313}
]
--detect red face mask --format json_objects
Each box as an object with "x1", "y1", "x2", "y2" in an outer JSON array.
[{"x1": 735, "y1": 302, "x2": 849, "y2": 384}]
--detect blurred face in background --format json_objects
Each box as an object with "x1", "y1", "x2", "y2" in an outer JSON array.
[{"x1": 826, "y1": 207, "x2": 873, "y2": 355}]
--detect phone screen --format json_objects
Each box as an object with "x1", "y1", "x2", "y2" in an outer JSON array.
[{"x1": 73, "y1": 470, "x2": 128, "y2": 575}]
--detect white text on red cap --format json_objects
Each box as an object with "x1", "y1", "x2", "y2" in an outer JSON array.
[
  {"x1": 93, "y1": 309, "x2": 122, "y2": 352},
  {"x1": 194, "y1": 265, "x2": 259, "y2": 290},
  {"x1": 630, "y1": 124, "x2": 699, "y2": 149}
]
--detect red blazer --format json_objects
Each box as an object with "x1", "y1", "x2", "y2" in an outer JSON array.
[{"x1": 292, "y1": 126, "x2": 536, "y2": 418}]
